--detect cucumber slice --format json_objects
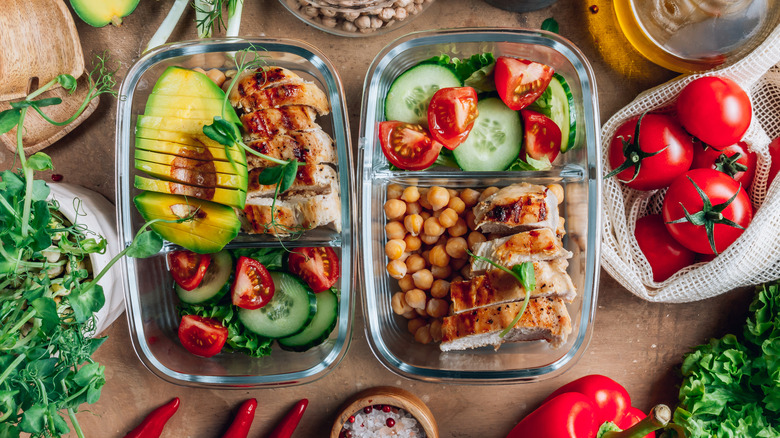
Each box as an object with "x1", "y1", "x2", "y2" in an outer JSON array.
[
  {"x1": 453, "y1": 97, "x2": 523, "y2": 171},
  {"x1": 238, "y1": 272, "x2": 316, "y2": 339},
  {"x1": 278, "y1": 289, "x2": 338, "y2": 352},
  {"x1": 175, "y1": 250, "x2": 232, "y2": 304},
  {"x1": 539, "y1": 74, "x2": 576, "y2": 153},
  {"x1": 384, "y1": 64, "x2": 461, "y2": 125}
]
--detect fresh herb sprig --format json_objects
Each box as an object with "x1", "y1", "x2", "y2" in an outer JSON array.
[{"x1": 194, "y1": 0, "x2": 243, "y2": 38}]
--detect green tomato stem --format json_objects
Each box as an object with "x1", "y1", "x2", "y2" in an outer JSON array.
[{"x1": 601, "y1": 405, "x2": 671, "y2": 438}]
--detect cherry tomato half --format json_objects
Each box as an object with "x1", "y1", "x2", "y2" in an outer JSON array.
[
  {"x1": 676, "y1": 76, "x2": 752, "y2": 148},
  {"x1": 494, "y1": 56, "x2": 554, "y2": 111},
  {"x1": 167, "y1": 250, "x2": 211, "y2": 291},
  {"x1": 427, "y1": 87, "x2": 479, "y2": 150},
  {"x1": 378, "y1": 121, "x2": 442, "y2": 170},
  {"x1": 231, "y1": 256, "x2": 275, "y2": 309},
  {"x1": 288, "y1": 247, "x2": 340, "y2": 293},
  {"x1": 521, "y1": 109, "x2": 561, "y2": 163},
  {"x1": 662, "y1": 169, "x2": 753, "y2": 254},
  {"x1": 178, "y1": 314, "x2": 228, "y2": 358},
  {"x1": 634, "y1": 214, "x2": 696, "y2": 282},
  {"x1": 691, "y1": 141, "x2": 756, "y2": 190}
]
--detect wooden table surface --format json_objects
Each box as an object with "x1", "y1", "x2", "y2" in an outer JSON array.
[{"x1": 0, "y1": 1, "x2": 758, "y2": 436}]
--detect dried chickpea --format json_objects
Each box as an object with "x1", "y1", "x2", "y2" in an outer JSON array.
[
  {"x1": 420, "y1": 232, "x2": 440, "y2": 245},
  {"x1": 466, "y1": 210, "x2": 478, "y2": 230},
  {"x1": 445, "y1": 237, "x2": 468, "y2": 259},
  {"x1": 429, "y1": 244, "x2": 450, "y2": 267},
  {"x1": 387, "y1": 260, "x2": 407, "y2": 279},
  {"x1": 414, "y1": 325, "x2": 433, "y2": 344},
  {"x1": 405, "y1": 288, "x2": 427, "y2": 309},
  {"x1": 385, "y1": 239, "x2": 406, "y2": 260},
  {"x1": 385, "y1": 221, "x2": 406, "y2": 240},
  {"x1": 547, "y1": 183, "x2": 564, "y2": 204},
  {"x1": 398, "y1": 274, "x2": 415, "y2": 292},
  {"x1": 426, "y1": 298, "x2": 449, "y2": 318},
  {"x1": 429, "y1": 319, "x2": 443, "y2": 342},
  {"x1": 438, "y1": 208, "x2": 458, "y2": 228},
  {"x1": 448, "y1": 218, "x2": 468, "y2": 237},
  {"x1": 427, "y1": 186, "x2": 450, "y2": 211},
  {"x1": 406, "y1": 201, "x2": 422, "y2": 215},
  {"x1": 404, "y1": 214, "x2": 423, "y2": 236},
  {"x1": 479, "y1": 186, "x2": 499, "y2": 202},
  {"x1": 401, "y1": 186, "x2": 421, "y2": 203},
  {"x1": 408, "y1": 317, "x2": 427, "y2": 334},
  {"x1": 384, "y1": 199, "x2": 406, "y2": 220},
  {"x1": 412, "y1": 269, "x2": 434, "y2": 290},
  {"x1": 405, "y1": 254, "x2": 426, "y2": 273},
  {"x1": 418, "y1": 190, "x2": 432, "y2": 209},
  {"x1": 387, "y1": 183, "x2": 403, "y2": 199},
  {"x1": 423, "y1": 217, "x2": 444, "y2": 237},
  {"x1": 430, "y1": 279, "x2": 450, "y2": 298},
  {"x1": 447, "y1": 196, "x2": 466, "y2": 214},
  {"x1": 391, "y1": 292, "x2": 412, "y2": 315},
  {"x1": 467, "y1": 231, "x2": 487, "y2": 250},
  {"x1": 431, "y1": 264, "x2": 452, "y2": 279},
  {"x1": 404, "y1": 234, "x2": 422, "y2": 252},
  {"x1": 459, "y1": 188, "x2": 481, "y2": 208},
  {"x1": 206, "y1": 68, "x2": 227, "y2": 87}
]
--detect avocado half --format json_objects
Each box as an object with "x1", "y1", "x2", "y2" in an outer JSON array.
[{"x1": 70, "y1": 0, "x2": 140, "y2": 27}]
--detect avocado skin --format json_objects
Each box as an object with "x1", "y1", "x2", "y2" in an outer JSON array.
[{"x1": 134, "y1": 175, "x2": 246, "y2": 209}]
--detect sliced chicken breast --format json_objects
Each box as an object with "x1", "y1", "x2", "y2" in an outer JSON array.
[
  {"x1": 240, "y1": 188, "x2": 341, "y2": 235},
  {"x1": 246, "y1": 164, "x2": 337, "y2": 198},
  {"x1": 240, "y1": 106, "x2": 320, "y2": 138},
  {"x1": 473, "y1": 183, "x2": 559, "y2": 235},
  {"x1": 229, "y1": 66, "x2": 304, "y2": 103},
  {"x1": 231, "y1": 75, "x2": 330, "y2": 116},
  {"x1": 440, "y1": 297, "x2": 572, "y2": 351},
  {"x1": 245, "y1": 130, "x2": 336, "y2": 170},
  {"x1": 470, "y1": 228, "x2": 572, "y2": 275}
]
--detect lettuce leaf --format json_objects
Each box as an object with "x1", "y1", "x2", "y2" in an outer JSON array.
[{"x1": 420, "y1": 53, "x2": 496, "y2": 92}]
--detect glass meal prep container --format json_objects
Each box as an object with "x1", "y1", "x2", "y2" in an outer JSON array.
[
  {"x1": 358, "y1": 29, "x2": 602, "y2": 383},
  {"x1": 115, "y1": 38, "x2": 354, "y2": 388}
]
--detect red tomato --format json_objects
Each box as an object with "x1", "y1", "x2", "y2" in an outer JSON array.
[
  {"x1": 521, "y1": 109, "x2": 561, "y2": 163},
  {"x1": 178, "y1": 315, "x2": 228, "y2": 358},
  {"x1": 378, "y1": 121, "x2": 442, "y2": 170},
  {"x1": 231, "y1": 256, "x2": 274, "y2": 309},
  {"x1": 634, "y1": 214, "x2": 696, "y2": 282},
  {"x1": 288, "y1": 247, "x2": 340, "y2": 293},
  {"x1": 676, "y1": 76, "x2": 752, "y2": 148},
  {"x1": 691, "y1": 141, "x2": 756, "y2": 189},
  {"x1": 769, "y1": 137, "x2": 780, "y2": 188},
  {"x1": 616, "y1": 407, "x2": 654, "y2": 438},
  {"x1": 607, "y1": 113, "x2": 694, "y2": 191},
  {"x1": 427, "y1": 87, "x2": 479, "y2": 150},
  {"x1": 662, "y1": 169, "x2": 753, "y2": 254},
  {"x1": 167, "y1": 250, "x2": 211, "y2": 291},
  {"x1": 494, "y1": 56, "x2": 554, "y2": 111}
]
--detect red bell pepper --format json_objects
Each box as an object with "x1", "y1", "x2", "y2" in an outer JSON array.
[
  {"x1": 124, "y1": 397, "x2": 180, "y2": 438},
  {"x1": 267, "y1": 399, "x2": 308, "y2": 438},
  {"x1": 221, "y1": 398, "x2": 258, "y2": 438}
]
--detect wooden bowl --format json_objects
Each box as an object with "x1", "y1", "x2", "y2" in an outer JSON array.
[{"x1": 331, "y1": 386, "x2": 439, "y2": 438}]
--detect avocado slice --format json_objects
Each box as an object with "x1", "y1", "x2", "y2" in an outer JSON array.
[
  {"x1": 134, "y1": 160, "x2": 247, "y2": 190},
  {"x1": 144, "y1": 106, "x2": 233, "y2": 121},
  {"x1": 135, "y1": 149, "x2": 246, "y2": 174},
  {"x1": 144, "y1": 93, "x2": 230, "y2": 117},
  {"x1": 70, "y1": 0, "x2": 139, "y2": 27},
  {"x1": 134, "y1": 192, "x2": 240, "y2": 254},
  {"x1": 150, "y1": 67, "x2": 236, "y2": 103},
  {"x1": 134, "y1": 175, "x2": 246, "y2": 209},
  {"x1": 136, "y1": 127, "x2": 231, "y2": 150},
  {"x1": 134, "y1": 138, "x2": 245, "y2": 163},
  {"x1": 137, "y1": 115, "x2": 217, "y2": 136}
]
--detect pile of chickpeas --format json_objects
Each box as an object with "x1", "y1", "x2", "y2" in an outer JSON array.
[
  {"x1": 287, "y1": 0, "x2": 434, "y2": 35},
  {"x1": 384, "y1": 184, "x2": 501, "y2": 345}
]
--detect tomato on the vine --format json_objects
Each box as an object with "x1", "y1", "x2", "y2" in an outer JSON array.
[
  {"x1": 521, "y1": 109, "x2": 561, "y2": 163},
  {"x1": 662, "y1": 169, "x2": 753, "y2": 254},
  {"x1": 494, "y1": 56, "x2": 554, "y2": 111},
  {"x1": 178, "y1": 315, "x2": 228, "y2": 358},
  {"x1": 634, "y1": 214, "x2": 696, "y2": 282},
  {"x1": 676, "y1": 76, "x2": 752, "y2": 148},
  {"x1": 231, "y1": 256, "x2": 275, "y2": 310},
  {"x1": 288, "y1": 247, "x2": 340, "y2": 293},
  {"x1": 607, "y1": 113, "x2": 694, "y2": 191},
  {"x1": 167, "y1": 250, "x2": 211, "y2": 291},
  {"x1": 378, "y1": 121, "x2": 442, "y2": 170},
  {"x1": 691, "y1": 141, "x2": 756, "y2": 189},
  {"x1": 427, "y1": 87, "x2": 479, "y2": 150}
]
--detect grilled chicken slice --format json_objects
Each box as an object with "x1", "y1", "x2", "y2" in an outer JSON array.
[
  {"x1": 240, "y1": 187, "x2": 341, "y2": 235},
  {"x1": 245, "y1": 130, "x2": 336, "y2": 170},
  {"x1": 230, "y1": 66, "x2": 304, "y2": 99},
  {"x1": 451, "y1": 259, "x2": 576, "y2": 314},
  {"x1": 230, "y1": 66, "x2": 330, "y2": 116},
  {"x1": 246, "y1": 164, "x2": 337, "y2": 199},
  {"x1": 440, "y1": 297, "x2": 572, "y2": 351},
  {"x1": 240, "y1": 106, "x2": 320, "y2": 138},
  {"x1": 473, "y1": 183, "x2": 559, "y2": 234},
  {"x1": 470, "y1": 228, "x2": 572, "y2": 275}
]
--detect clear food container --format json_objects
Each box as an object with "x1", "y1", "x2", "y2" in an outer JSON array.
[
  {"x1": 358, "y1": 29, "x2": 602, "y2": 383},
  {"x1": 115, "y1": 38, "x2": 354, "y2": 388}
]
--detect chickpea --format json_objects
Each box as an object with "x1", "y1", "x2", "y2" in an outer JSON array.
[
  {"x1": 459, "y1": 188, "x2": 481, "y2": 208},
  {"x1": 191, "y1": 67, "x2": 207, "y2": 75},
  {"x1": 423, "y1": 217, "x2": 444, "y2": 237},
  {"x1": 418, "y1": 189, "x2": 432, "y2": 209},
  {"x1": 405, "y1": 254, "x2": 426, "y2": 273},
  {"x1": 206, "y1": 68, "x2": 226, "y2": 87},
  {"x1": 447, "y1": 196, "x2": 466, "y2": 214},
  {"x1": 406, "y1": 201, "x2": 422, "y2": 215},
  {"x1": 451, "y1": 275, "x2": 464, "y2": 283},
  {"x1": 420, "y1": 233, "x2": 440, "y2": 245},
  {"x1": 385, "y1": 221, "x2": 406, "y2": 240},
  {"x1": 405, "y1": 288, "x2": 427, "y2": 309},
  {"x1": 387, "y1": 260, "x2": 407, "y2": 279},
  {"x1": 460, "y1": 264, "x2": 472, "y2": 278},
  {"x1": 436, "y1": 234, "x2": 449, "y2": 246},
  {"x1": 401, "y1": 186, "x2": 420, "y2": 203},
  {"x1": 420, "y1": 211, "x2": 432, "y2": 221},
  {"x1": 451, "y1": 258, "x2": 467, "y2": 270},
  {"x1": 416, "y1": 307, "x2": 428, "y2": 317},
  {"x1": 404, "y1": 214, "x2": 423, "y2": 236},
  {"x1": 401, "y1": 309, "x2": 417, "y2": 319},
  {"x1": 447, "y1": 188, "x2": 459, "y2": 198},
  {"x1": 408, "y1": 317, "x2": 427, "y2": 334},
  {"x1": 427, "y1": 186, "x2": 450, "y2": 211},
  {"x1": 547, "y1": 183, "x2": 564, "y2": 204},
  {"x1": 479, "y1": 186, "x2": 499, "y2": 202},
  {"x1": 421, "y1": 250, "x2": 431, "y2": 265},
  {"x1": 398, "y1": 274, "x2": 415, "y2": 292},
  {"x1": 430, "y1": 279, "x2": 450, "y2": 298},
  {"x1": 431, "y1": 264, "x2": 452, "y2": 280},
  {"x1": 465, "y1": 210, "x2": 478, "y2": 230},
  {"x1": 445, "y1": 237, "x2": 468, "y2": 259},
  {"x1": 387, "y1": 183, "x2": 403, "y2": 199},
  {"x1": 391, "y1": 291, "x2": 412, "y2": 315},
  {"x1": 467, "y1": 231, "x2": 487, "y2": 250},
  {"x1": 384, "y1": 199, "x2": 406, "y2": 220},
  {"x1": 429, "y1": 319, "x2": 443, "y2": 342},
  {"x1": 385, "y1": 239, "x2": 406, "y2": 260},
  {"x1": 412, "y1": 269, "x2": 434, "y2": 290},
  {"x1": 404, "y1": 234, "x2": 422, "y2": 252},
  {"x1": 448, "y1": 218, "x2": 468, "y2": 237},
  {"x1": 438, "y1": 208, "x2": 458, "y2": 228},
  {"x1": 414, "y1": 324, "x2": 433, "y2": 344},
  {"x1": 429, "y1": 244, "x2": 450, "y2": 267},
  {"x1": 426, "y1": 298, "x2": 449, "y2": 318}
]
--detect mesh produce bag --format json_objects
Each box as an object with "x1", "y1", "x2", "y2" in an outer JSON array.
[{"x1": 601, "y1": 24, "x2": 780, "y2": 303}]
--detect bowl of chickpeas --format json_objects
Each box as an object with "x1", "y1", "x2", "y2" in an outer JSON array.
[{"x1": 357, "y1": 29, "x2": 602, "y2": 382}]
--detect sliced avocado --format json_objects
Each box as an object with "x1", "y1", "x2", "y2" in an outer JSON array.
[
  {"x1": 144, "y1": 93, "x2": 230, "y2": 117},
  {"x1": 144, "y1": 106, "x2": 233, "y2": 121},
  {"x1": 136, "y1": 127, "x2": 230, "y2": 150},
  {"x1": 135, "y1": 149, "x2": 247, "y2": 174},
  {"x1": 70, "y1": 0, "x2": 140, "y2": 27},
  {"x1": 137, "y1": 115, "x2": 218, "y2": 136},
  {"x1": 134, "y1": 175, "x2": 246, "y2": 209},
  {"x1": 150, "y1": 67, "x2": 237, "y2": 106},
  {"x1": 135, "y1": 160, "x2": 248, "y2": 190},
  {"x1": 134, "y1": 138, "x2": 245, "y2": 163}
]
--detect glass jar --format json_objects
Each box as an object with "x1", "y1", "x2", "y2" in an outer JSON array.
[{"x1": 279, "y1": 0, "x2": 435, "y2": 37}]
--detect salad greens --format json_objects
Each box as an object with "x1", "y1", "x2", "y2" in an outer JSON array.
[{"x1": 674, "y1": 280, "x2": 780, "y2": 437}]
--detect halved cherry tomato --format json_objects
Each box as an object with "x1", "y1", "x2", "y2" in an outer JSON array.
[
  {"x1": 178, "y1": 314, "x2": 228, "y2": 358},
  {"x1": 167, "y1": 250, "x2": 211, "y2": 291},
  {"x1": 288, "y1": 247, "x2": 340, "y2": 293},
  {"x1": 379, "y1": 121, "x2": 442, "y2": 170},
  {"x1": 691, "y1": 141, "x2": 756, "y2": 189},
  {"x1": 231, "y1": 256, "x2": 274, "y2": 309},
  {"x1": 427, "y1": 87, "x2": 479, "y2": 150},
  {"x1": 521, "y1": 109, "x2": 561, "y2": 163},
  {"x1": 494, "y1": 56, "x2": 554, "y2": 111}
]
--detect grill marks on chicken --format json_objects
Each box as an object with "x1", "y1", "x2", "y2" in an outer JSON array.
[
  {"x1": 470, "y1": 228, "x2": 572, "y2": 275},
  {"x1": 473, "y1": 183, "x2": 559, "y2": 234},
  {"x1": 230, "y1": 67, "x2": 330, "y2": 115},
  {"x1": 245, "y1": 130, "x2": 336, "y2": 170}
]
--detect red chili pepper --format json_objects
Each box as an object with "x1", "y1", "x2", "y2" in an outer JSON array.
[
  {"x1": 124, "y1": 397, "x2": 180, "y2": 438},
  {"x1": 221, "y1": 398, "x2": 258, "y2": 438},
  {"x1": 267, "y1": 399, "x2": 308, "y2": 438}
]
